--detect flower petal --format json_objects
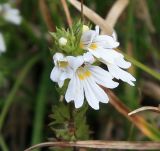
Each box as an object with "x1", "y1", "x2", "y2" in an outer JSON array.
[
  {"x1": 65, "y1": 75, "x2": 76, "y2": 102},
  {"x1": 112, "y1": 31, "x2": 117, "y2": 41},
  {"x1": 59, "y1": 71, "x2": 69, "y2": 81},
  {"x1": 93, "y1": 48, "x2": 123, "y2": 64},
  {"x1": 83, "y1": 79, "x2": 100, "y2": 110},
  {"x1": 53, "y1": 53, "x2": 64, "y2": 64},
  {"x1": 115, "y1": 57, "x2": 131, "y2": 69},
  {"x1": 107, "y1": 64, "x2": 136, "y2": 86},
  {"x1": 67, "y1": 56, "x2": 84, "y2": 71},
  {"x1": 94, "y1": 35, "x2": 119, "y2": 48},
  {"x1": 50, "y1": 66, "x2": 61, "y2": 82},
  {"x1": 74, "y1": 75, "x2": 84, "y2": 108},
  {"x1": 95, "y1": 25, "x2": 100, "y2": 35},
  {"x1": 92, "y1": 48, "x2": 116, "y2": 64},
  {"x1": 81, "y1": 30, "x2": 96, "y2": 48},
  {"x1": 58, "y1": 80, "x2": 64, "y2": 88},
  {"x1": 89, "y1": 65, "x2": 119, "y2": 88},
  {"x1": 65, "y1": 74, "x2": 84, "y2": 108},
  {"x1": 87, "y1": 77, "x2": 109, "y2": 104},
  {"x1": 88, "y1": 48, "x2": 101, "y2": 58},
  {"x1": 83, "y1": 52, "x2": 95, "y2": 64}
]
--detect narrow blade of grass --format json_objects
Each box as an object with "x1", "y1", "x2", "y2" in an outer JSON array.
[{"x1": 31, "y1": 62, "x2": 50, "y2": 148}]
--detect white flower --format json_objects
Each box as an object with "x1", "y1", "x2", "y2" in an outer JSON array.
[
  {"x1": 65, "y1": 56, "x2": 119, "y2": 110},
  {"x1": 0, "y1": 33, "x2": 6, "y2": 53},
  {"x1": 50, "y1": 52, "x2": 119, "y2": 109},
  {"x1": 80, "y1": 26, "x2": 136, "y2": 86},
  {"x1": 59, "y1": 37, "x2": 67, "y2": 46},
  {"x1": 0, "y1": 3, "x2": 21, "y2": 25}
]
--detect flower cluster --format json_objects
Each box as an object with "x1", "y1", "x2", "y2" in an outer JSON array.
[
  {"x1": 0, "y1": 3, "x2": 21, "y2": 53},
  {"x1": 50, "y1": 23, "x2": 136, "y2": 110}
]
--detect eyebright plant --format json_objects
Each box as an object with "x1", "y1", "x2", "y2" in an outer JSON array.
[{"x1": 50, "y1": 21, "x2": 136, "y2": 110}]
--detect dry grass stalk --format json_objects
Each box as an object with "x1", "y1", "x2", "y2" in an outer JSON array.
[
  {"x1": 104, "y1": 89, "x2": 159, "y2": 140},
  {"x1": 68, "y1": 0, "x2": 113, "y2": 35},
  {"x1": 24, "y1": 141, "x2": 160, "y2": 151},
  {"x1": 39, "y1": 0, "x2": 55, "y2": 31},
  {"x1": 136, "y1": 0, "x2": 155, "y2": 33},
  {"x1": 128, "y1": 106, "x2": 160, "y2": 116},
  {"x1": 60, "y1": 0, "x2": 73, "y2": 27},
  {"x1": 105, "y1": 0, "x2": 129, "y2": 28}
]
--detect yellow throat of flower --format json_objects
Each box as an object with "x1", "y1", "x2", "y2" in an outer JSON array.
[
  {"x1": 89, "y1": 43, "x2": 97, "y2": 50},
  {"x1": 58, "y1": 61, "x2": 69, "y2": 68},
  {"x1": 77, "y1": 67, "x2": 91, "y2": 80}
]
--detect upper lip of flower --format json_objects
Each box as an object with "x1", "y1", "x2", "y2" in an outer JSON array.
[{"x1": 80, "y1": 25, "x2": 120, "y2": 51}]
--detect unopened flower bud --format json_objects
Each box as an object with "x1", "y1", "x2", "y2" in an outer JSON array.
[
  {"x1": 82, "y1": 25, "x2": 89, "y2": 33},
  {"x1": 59, "y1": 37, "x2": 67, "y2": 46}
]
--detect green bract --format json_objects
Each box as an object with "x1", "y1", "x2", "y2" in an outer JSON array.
[
  {"x1": 49, "y1": 102, "x2": 89, "y2": 141},
  {"x1": 50, "y1": 21, "x2": 84, "y2": 56}
]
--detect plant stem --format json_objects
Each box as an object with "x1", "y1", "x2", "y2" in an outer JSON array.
[
  {"x1": 81, "y1": 0, "x2": 84, "y2": 22},
  {"x1": 0, "y1": 54, "x2": 41, "y2": 131}
]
